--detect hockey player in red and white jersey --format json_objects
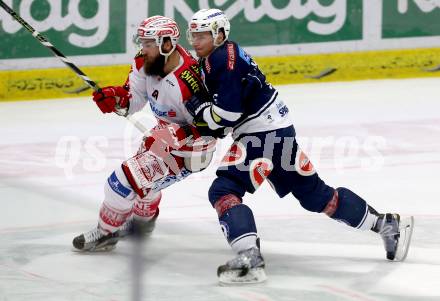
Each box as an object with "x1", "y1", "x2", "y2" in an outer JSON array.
[{"x1": 72, "y1": 16, "x2": 218, "y2": 252}]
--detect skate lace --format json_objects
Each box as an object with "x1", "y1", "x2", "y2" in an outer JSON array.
[{"x1": 84, "y1": 227, "x2": 104, "y2": 243}]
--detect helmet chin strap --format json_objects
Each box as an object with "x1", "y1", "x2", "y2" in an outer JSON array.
[
  {"x1": 213, "y1": 30, "x2": 226, "y2": 47},
  {"x1": 160, "y1": 45, "x2": 176, "y2": 64},
  {"x1": 159, "y1": 41, "x2": 176, "y2": 64},
  {"x1": 213, "y1": 40, "x2": 224, "y2": 47}
]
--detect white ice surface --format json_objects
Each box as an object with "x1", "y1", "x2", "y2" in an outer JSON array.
[{"x1": 1, "y1": 78, "x2": 440, "y2": 301}]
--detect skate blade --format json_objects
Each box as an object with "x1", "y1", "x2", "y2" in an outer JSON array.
[
  {"x1": 394, "y1": 216, "x2": 414, "y2": 261},
  {"x1": 71, "y1": 243, "x2": 117, "y2": 253},
  {"x1": 218, "y1": 267, "x2": 267, "y2": 285}
]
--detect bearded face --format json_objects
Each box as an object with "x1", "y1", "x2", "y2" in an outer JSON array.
[{"x1": 143, "y1": 52, "x2": 166, "y2": 77}]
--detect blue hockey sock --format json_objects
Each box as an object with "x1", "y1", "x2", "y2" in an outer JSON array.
[
  {"x1": 219, "y1": 203, "x2": 258, "y2": 253},
  {"x1": 328, "y1": 187, "x2": 376, "y2": 230}
]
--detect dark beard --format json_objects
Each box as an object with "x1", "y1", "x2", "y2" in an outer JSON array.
[{"x1": 144, "y1": 54, "x2": 166, "y2": 77}]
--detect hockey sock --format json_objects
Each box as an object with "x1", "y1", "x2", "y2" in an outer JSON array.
[
  {"x1": 215, "y1": 195, "x2": 258, "y2": 253},
  {"x1": 326, "y1": 187, "x2": 378, "y2": 230},
  {"x1": 99, "y1": 168, "x2": 136, "y2": 233},
  {"x1": 132, "y1": 190, "x2": 161, "y2": 222}
]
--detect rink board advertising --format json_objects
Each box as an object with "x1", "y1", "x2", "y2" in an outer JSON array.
[{"x1": 0, "y1": 0, "x2": 439, "y2": 100}]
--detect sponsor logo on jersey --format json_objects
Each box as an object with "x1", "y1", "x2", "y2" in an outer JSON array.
[
  {"x1": 276, "y1": 101, "x2": 289, "y2": 117},
  {"x1": 166, "y1": 79, "x2": 175, "y2": 86},
  {"x1": 190, "y1": 64, "x2": 201, "y2": 76},
  {"x1": 149, "y1": 102, "x2": 177, "y2": 118},
  {"x1": 250, "y1": 158, "x2": 273, "y2": 190},
  {"x1": 226, "y1": 43, "x2": 236, "y2": 70},
  {"x1": 179, "y1": 69, "x2": 201, "y2": 94}
]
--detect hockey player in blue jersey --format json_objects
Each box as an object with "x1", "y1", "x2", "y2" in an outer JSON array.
[{"x1": 185, "y1": 8, "x2": 414, "y2": 284}]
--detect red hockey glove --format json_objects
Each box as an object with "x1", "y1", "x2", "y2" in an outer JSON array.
[{"x1": 92, "y1": 86, "x2": 130, "y2": 114}]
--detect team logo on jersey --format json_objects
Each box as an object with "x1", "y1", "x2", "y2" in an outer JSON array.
[
  {"x1": 226, "y1": 43, "x2": 236, "y2": 71},
  {"x1": 220, "y1": 141, "x2": 246, "y2": 167},
  {"x1": 250, "y1": 158, "x2": 273, "y2": 190},
  {"x1": 294, "y1": 149, "x2": 316, "y2": 176},
  {"x1": 179, "y1": 69, "x2": 200, "y2": 94}
]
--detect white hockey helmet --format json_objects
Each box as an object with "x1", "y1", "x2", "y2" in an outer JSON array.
[
  {"x1": 187, "y1": 8, "x2": 230, "y2": 46},
  {"x1": 135, "y1": 16, "x2": 180, "y2": 57}
]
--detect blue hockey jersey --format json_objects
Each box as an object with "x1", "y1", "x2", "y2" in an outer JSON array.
[{"x1": 200, "y1": 40, "x2": 293, "y2": 137}]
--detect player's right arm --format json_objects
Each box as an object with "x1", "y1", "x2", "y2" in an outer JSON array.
[{"x1": 91, "y1": 52, "x2": 149, "y2": 115}]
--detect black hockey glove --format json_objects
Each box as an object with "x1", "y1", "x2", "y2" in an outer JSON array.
[
  {"x1": 185, "y1": 93, "x2": 226, "y2": 139},
  {"x1": 196, "y1": 125, "x2": 226, "y2": 139},
  {"x1": 185, "y1": 93, "x2": 212, "y2": 123}
]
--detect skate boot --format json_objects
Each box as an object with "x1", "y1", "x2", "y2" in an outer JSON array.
[
  {"x1": 118, "y1": 209, "x2": 159, "y2": 238},
  {"x1": 72, "y1": 226, "x2": 119, "y2": 252},
  {"x1": 374, "y1": 213, "x2": 414, "y2": 261},
  {"x1": 217, "y1": 246, "x2": 267, "y2": 285}
]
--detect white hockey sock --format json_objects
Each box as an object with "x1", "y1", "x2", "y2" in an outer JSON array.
[
  {"x1": 230, "y1": 233, "x2": 258, "y2": 253},
  {"x1": 98, "y1": 203, "x2": 133, "y2": 234},
  {"x1": 356, "y1": 207, "x2": 379, "y2": 231},
  {"x1": 98, "y1": 166, "x2": 136, "y2": 233},
  {"x1": 133, "y1": 190, "x2": 162, "y2": 222}
]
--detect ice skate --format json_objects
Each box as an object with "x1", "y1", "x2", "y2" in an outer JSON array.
[
  {"x1": 72, "y1": 226, "x2": 119, "y2": 252},
  {"x1": 217, "y1": 246, "x2": 267, "y2": 285},
  {"x1": 117, "y1": 209, "x2": 159, "y2": 238},
  {"x1": 375, "y1": 213, "x2": 414, "y2": 261}
]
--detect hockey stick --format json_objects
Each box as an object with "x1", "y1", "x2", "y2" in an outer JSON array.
[{"x1": 0, "y1": 0, "x2": 148, "y2": 133}]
